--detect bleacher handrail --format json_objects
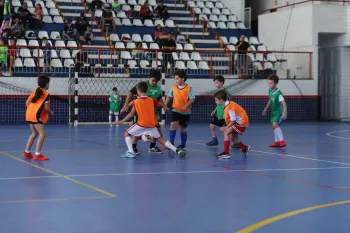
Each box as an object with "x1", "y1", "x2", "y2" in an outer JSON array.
[{"x1": 260, "y1": 0, "x2": 350, "y2": 14}]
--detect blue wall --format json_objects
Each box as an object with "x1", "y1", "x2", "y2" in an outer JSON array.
[{"x1": 0, "y1": 95, "x2": 319, "y2": 124}]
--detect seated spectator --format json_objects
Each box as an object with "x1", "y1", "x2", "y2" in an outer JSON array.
[
  {"x1": 79, "y1": 24, "x2": 94, "y2": 45},
  {"x1": 75, "y1": 13, "x2": 88, "y2": 39},
  {"x1": 0, "y1": 39, "x2": 7, "y2": 77},
  {"x1": 132, "y1": 42, "x2": 150, "y2": 61},
  {"x1": 10, "y1": 17, "x2": 25, "y2": 39},
  {"x1": 127, "y1": 5, "x2": 138, "y2": 18},
  {"x1": 101, "y1": 7, "x2": 116, "y2": 32},
  {"x1": 88, "y1": 0, "x2": 103, "y2": 12},
  {"x1": 63, "y1": 20, "x2": 77, "y2": 41},
  {"x1": 112, "y1": 0, "x2": 121, "y2": 14},
  {"x1": 16, "y1": 3, "x2": 33, "y2": 29},
  {"x1": 0, "y1": 18, "x2": 10, "y2": 35},
  {"x1": 162, "y1": 30, "x2": 176, "y2": 73},
  {"x1": 155, "y1": 1, "x2": 169, "y2": 23},
  {"x1": 140, "y1": 2, "x2": 152, "y2": 22},
  {"x1": 154, "y1": 24, "x2": 167, "y2": 45},
  {"x1": 33, "y1": 4, "x2": 43, "y2": 29}
]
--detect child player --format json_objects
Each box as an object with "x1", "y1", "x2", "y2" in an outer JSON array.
[
  {"x1": 121, "y1": 69, "x2": 165, "y2": 154},
  {"x1": 214, "y1": 89, "x2": 250, "y2": 159},
  {"x1": 164, "y1": 70, "x2": 195, "y2": 150},
  {"x1": 262, "y1": 75, "x2": 287, "y2": 147},
  {"x1": 206, "y1": 75, "x2": 231, "y2": 146},
  {"x1": 115, "y1": 81, "x2": 186, "y2": 158},
  {"x1": 23, "y1": 75, "x2": 53, "y2": 161},
  {"x1": 109, "y1": 87, "x2": 121, "y2": 126}
]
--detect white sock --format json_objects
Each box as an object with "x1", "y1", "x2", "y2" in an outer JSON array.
[
  {"x1": 35, "y1": 152, "x2": 41, "y2": 156},
  {"x1": 165, "y1": 141, "x2": 177, "y2": 153},
  {"x1": 25, "y1": 150, "x2": 30, "y2": 153},
  {"x1": 274, "y1": 130, "x2": 279, "y2": 142},
  {"x1": 115, "y1": 114, "x2": 119, "y2": 121},
  {"x1": 274, "y1": 127, "x2": 284, "y2": 141},
  {"x1": 109, "y1": 115, "x2": 112, "y2": 123},
  {"x1": 125, "y1": 136, "x2": 134, "y2": 153}
]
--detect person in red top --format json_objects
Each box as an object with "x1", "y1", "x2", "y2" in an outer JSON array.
[
  {"x1": 214, "y1": 89, "x2": 250, "y2": 159},
  {"x1": 139, "y1": 2, "x2": 152, "y2": 22},
  {"x1": 115, "y1": 81, "x2": 186, "y2": 158}
]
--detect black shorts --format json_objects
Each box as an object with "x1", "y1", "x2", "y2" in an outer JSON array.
[
  {"x1": 171, "y1": 111, "x2": 190, "y2": 127},
  {"x1": 26, "y1": 121, "x2": 43, "y2": 124},
  {"x1": 211, "y1": 116, "x2": 225, "y2": 127}
]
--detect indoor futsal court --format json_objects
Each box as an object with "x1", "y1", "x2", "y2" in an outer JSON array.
[{"x1": 1, "y1": 122, "x2": 350, "y2": 233}]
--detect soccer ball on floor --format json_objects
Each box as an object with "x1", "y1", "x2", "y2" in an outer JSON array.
[{"x1": 142, "y1": 133, "x2": 153, "y2": 142}]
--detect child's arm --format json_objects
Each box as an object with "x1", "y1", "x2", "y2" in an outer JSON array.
[
  {"x1": 128, "y1": 100, "x2": 134, "y2": 107},
  {"x1": 121, "y1": 88, "x2": 136, "y2": 112},
  {"x1": 181, "y1": 87, "x2": 195, "y2": 110},
  {"x1": 281, "y1": 100, "x2": 287, "y2": 119},
  {"x1": 44, "y1": 102, "x2": 54, "y2": 115},
  {"x1": 262, "y1": 100, "x2": 271, "y2": 116},
  {"x1": 115, "y1": 107, "x2": 136, "y2": 125},
  {"x1": 221, "y1": 110, "x2": 236, "y2": 131},
  {"x1": 158, "y1": 97, "x2": 169, "y2": 111}
]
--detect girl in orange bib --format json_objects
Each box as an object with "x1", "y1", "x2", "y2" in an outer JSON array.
[
  {"x1": 23, "y1": 75, "x2": 53, "y2": 161},
  {"x1": 214, "y1": 89, "x2": 250, "y2": 159}
]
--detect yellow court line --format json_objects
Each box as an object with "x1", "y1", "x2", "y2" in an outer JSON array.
[
  {"x1": 236, "y1": 200, "x2": 350, "y2": 233},
  {"x1": 0, "y1": 152, "x2": 117, "y2": 198},
  {"x1": 0, "y1": 196, "x2": 111, "y2": 204}
]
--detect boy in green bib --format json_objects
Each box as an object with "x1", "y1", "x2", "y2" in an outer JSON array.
[
  {"x1": 109, "y1": 87, "x2": 121, "y2": 125},
  {"x1": 262, "y1": 75, "x2": 288, "y2": 147},
  {"x1": 207, "y1": 75, "x2": 233, "y2": 146}
]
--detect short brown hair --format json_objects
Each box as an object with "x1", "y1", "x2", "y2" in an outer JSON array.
[
  {"x1": 136, "y1": 81, "x2": 148, "y2": 93},
  {"x1": 214, "y1": 89, "x2": 228, "y2": 101},
  {"x1": 213, "y1": 75, "x2": 225, "y2": 84},
  {"x1": 268, "y1": 75, "x2": 279, "y2": 84}
]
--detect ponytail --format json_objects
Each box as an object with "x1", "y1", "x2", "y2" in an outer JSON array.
[{"x1": 32, "y1": 87, "x2": 43, "y2": 103}]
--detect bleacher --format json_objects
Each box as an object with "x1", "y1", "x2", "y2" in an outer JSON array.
[{"x1": 6, "y1": 0, "x2": 279, "y2": 78}]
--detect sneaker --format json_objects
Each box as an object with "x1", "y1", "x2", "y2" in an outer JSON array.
[
  {"x1": 241, "y1": 146, "x2": 250, "y2": 157},
  {"x1": 206, "y1": 140, "x2": 219, "y2": 146},
  {"x1": 269, "y1": 142, "x2": 280, "y2": 147},
  {"x1": 33, "y1": 154, "x2": 49, "y2": 161},
  {"x1": 231, "y1": 143, "x2": 240, "y2": 149},
  {"x1": 22, "y1": 152, "x2": 33, "y2": 159},
  {"x1": 133, "y1": 149, "x2": 140, "y2": 155},
  {"x1": 176, "y1": 148, "x2": 186, "y2": 157},
  {"x1": 176, "y1": 145, "x2": 186, "y2": 151},
  {"x1": 121, "y1": 151, "x2": 136, "y2": 158},
  {"x1": 216, "y1": 152, "x2": 231, "y2": 159},
  {"x1": 148, "y1": 146, "x2": 162, "y2": 154},
  {"x1": 279, "y1": 141, "x2": 286, "y2": 147}
]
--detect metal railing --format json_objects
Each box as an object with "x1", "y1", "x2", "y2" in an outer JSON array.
[{"x1": 0, "y1": 45, "x2": 313, "y2": 79}]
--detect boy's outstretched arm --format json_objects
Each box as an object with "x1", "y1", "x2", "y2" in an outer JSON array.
[
  {"x1": 262, "y1": 100, "x2": 271, "y2": 116},
  {"x1": 115, "y1": 107, "x2": 136, "y2": 125}
]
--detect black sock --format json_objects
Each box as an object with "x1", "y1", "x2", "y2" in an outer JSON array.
[
  {"x1": 132, "y1": 144, "x2": 137, "y2": 151},
  {"x1": 149, "y1": 142, "x2": 156, "y2": 148}
]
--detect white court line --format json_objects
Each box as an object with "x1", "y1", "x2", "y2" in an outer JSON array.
[
  {"x1": 184, "y1": 140, "x2": 350, "y2": 167},
  {"x1": 326, "y1": 130, "x2": 350, "y2": 140},
  {"x1": 1, "y1": 166, "x2": 350, "y2": 181}
]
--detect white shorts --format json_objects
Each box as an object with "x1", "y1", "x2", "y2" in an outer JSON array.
[{"x1": 127, "y1": 124, "x2": 160, "y2": 138}]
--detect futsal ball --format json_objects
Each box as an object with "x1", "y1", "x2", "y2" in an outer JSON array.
[{"x1": 142, "y1": 133, "x2": 152, "y2": 142}]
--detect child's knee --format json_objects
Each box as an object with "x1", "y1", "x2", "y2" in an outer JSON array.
[
  {"x1": 124, "y1": 131, "x2": 130, "y2": 137},
  {"x1": 170, "y1": 121, "x2": 178, "y2": 130},
  {"x1": 272, "y1": 122, "x2": 278, "y2": 129},
  {"x1": 180, "y1": 125, "x2": 187, "y2": 132},
  {"x1": 210, "y1": 124, "x2": 215, "y2": 130}
]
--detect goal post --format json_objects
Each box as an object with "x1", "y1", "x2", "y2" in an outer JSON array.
[{"x1": 68, "y1": 68, "x2": 165, "y2": 126}]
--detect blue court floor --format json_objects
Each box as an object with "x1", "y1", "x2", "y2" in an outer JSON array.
[{"x1": 1, "y1": 122, "x2": 350, "y2": 233}]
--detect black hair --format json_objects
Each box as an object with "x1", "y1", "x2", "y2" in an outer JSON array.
[
  {"x1": 214, "y1": 89, "x2": 228, "y2": 101},
  {"x1": 136, "y1": 81, "x2": 148, "y2": 93},
  {"x1": 268, "y1": 74, "x2": 279, "y2": 84},
  {"x1": 213, "y1": 75, "x2": 225, "y2": 84},
  {"x1": 112, "y1": 87, "x2": 117, "y2": 91},
  {"x1": 149, "y1": 69, "x2": 161, "y2": 82},
  {"x1": 32, "y1": 75, "x2": 50, "y2": 103},
  {"x1": 174, "y1": 70, "x2": 187, "y2": 81}
]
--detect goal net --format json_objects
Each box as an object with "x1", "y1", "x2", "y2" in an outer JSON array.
[{"x1": 68, "y1": 68, "x2": 164, "y2": 126}]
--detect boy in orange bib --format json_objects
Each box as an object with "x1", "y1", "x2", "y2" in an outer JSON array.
[
  {"x1": 115, "y1": 81, "x2": 186, "y2": 158},
  {"x1": 23, "y1": 75, "x2": 53, "y2": 161},
  {"x1": 164, "y1": 70, "x2": 195, "y2": 150},
  {"x1": 214, "y1": 89, "x2": 250, "y2": 159}
]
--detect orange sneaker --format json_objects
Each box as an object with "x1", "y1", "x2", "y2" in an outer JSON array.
[
  {"x1": 33, "y1": 154, "x2": 49, "y2": 161},
  {"x1": 279, "y1": 140, "x2": 286, "y2": 147},
  {"x1": 269, "y1": 142, "x2": 280, "y2": 147},
  {"x1": 22, "y1": 152, "x2": 33, "y2": 159}
]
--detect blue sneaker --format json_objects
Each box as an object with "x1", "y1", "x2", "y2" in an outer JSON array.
[{"x1": 121, "y1": 151, "x2": 136, "y2": 158}]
